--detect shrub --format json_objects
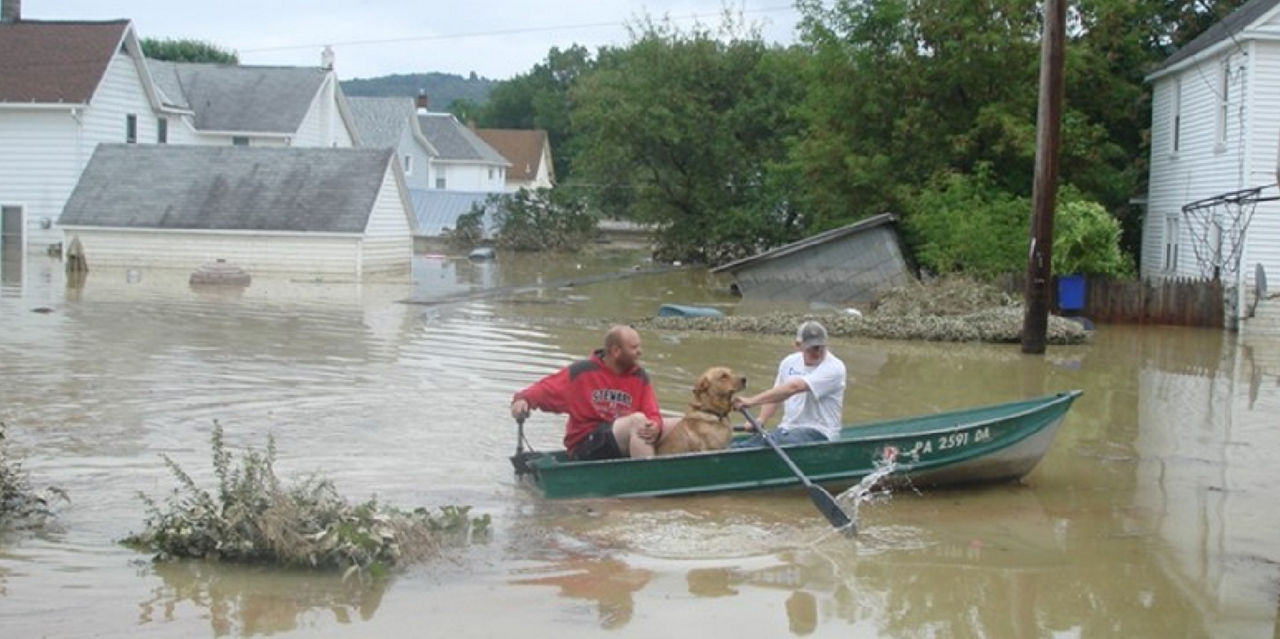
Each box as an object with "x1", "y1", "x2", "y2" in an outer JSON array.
[
  {"x1": 123, "y1": 422, "x2": 489, "y2": 578},
  {"x1": 493, "y1": 188, "x2": 597, "y2": 251},
  {"x1": 443, "y1": 203, "x2": 487, "y2": 250},
  {"x1": 1, "y1": 422, "x2": 65, "y2": 532},
  {"x1": 903, "y1": 166, "x2": 1030, "y2": 278},
  {"x1": 1052, "y1": 199, "x2": 1134, "y2": 277}
]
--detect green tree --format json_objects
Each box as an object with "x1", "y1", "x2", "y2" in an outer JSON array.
[
  {"x1": 140, "y1": 38, "x2": 238, "y2": 64},
  {"x1": 570, "y1": 20, "x2": 808, "y2": 263},
  {"x1": 480, "y1": 45, "x2": 595, "y2": 181}
]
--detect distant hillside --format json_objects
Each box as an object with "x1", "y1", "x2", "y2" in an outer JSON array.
[{"x1": 340, "y1": 72, "x2": 496, "y2": 109}]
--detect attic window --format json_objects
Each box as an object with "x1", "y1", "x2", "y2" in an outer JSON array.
[
  {"x1": 126, "y1": 114, "x2": 137, "y2": 144},
  {"x1": 158, "y1": 117, "x2": 168, "y2": 144},
  {"x1": 404, "y1": 155, "x2": 413, "y2": 175}
]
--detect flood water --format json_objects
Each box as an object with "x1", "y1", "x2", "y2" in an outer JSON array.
[{"x1": 2, "y1": 249, "x2": 1279, "y2": 638}]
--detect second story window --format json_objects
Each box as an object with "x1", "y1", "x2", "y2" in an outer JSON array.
[
  {"x1": 158, "y1": 117, "x2": 168, "y2": 144},
  {"x1": 1171, "y1": 78, "x2": 1182, "y2": 154},
  {"x1": 126, "y1": 114, "x2": 137, "y2": 144},
  {"x1": 232, "y1": 136, "x2": 250, "y2": 146},
  {"x1": 436, "y1": 177, "x2": 446, "y2": 189}
]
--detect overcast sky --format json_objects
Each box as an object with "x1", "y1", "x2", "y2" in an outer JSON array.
[{"x1": 24, "y1": 1, "x2": 804, "y2": 81}]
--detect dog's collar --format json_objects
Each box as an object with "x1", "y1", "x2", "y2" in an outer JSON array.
[{"x1": 688, "y1": 407, "x2": 731, "y2": 420}]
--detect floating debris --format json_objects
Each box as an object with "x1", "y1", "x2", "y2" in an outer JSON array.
[{"x1": 189, "y1": 259, "x2": 251, "y2": 287}]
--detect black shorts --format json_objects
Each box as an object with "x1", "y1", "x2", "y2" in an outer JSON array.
[{"x1": 569, "y1": 422, "x2": 623, "y2": 461}]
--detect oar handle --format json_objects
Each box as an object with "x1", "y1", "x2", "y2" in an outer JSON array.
[{"x1": 740, "y1": 409, "x2": 814, "y2": 489}]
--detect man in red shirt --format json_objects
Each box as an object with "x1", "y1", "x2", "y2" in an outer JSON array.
[{"x1": 510, "y1": 325, "x2": 664, "y2": 460}]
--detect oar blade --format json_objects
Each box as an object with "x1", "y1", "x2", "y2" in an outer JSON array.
[{"x1": 806, "y1": 484, "x2": 854, "y2": 532}]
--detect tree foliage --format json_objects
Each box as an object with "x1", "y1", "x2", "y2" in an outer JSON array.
[
  {"x1": 479, "y1": 45, "x2": 595, "y2": 182},
  {"x1": 492, "y1": 189, "x2": 596, "y2": 252},
  {"x1": 570, "y1": 20, "x2": 807, "y2": 263},
  {"x1": 467, "y1": 0, "x2": 1251, "y2": 271},
  {"x1": 140, "y1": 38, "x2": 238, "y2": 64}
]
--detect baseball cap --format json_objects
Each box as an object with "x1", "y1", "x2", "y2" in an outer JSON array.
[{"x1": 797, "y1": 321, "x2": 828, "y2": 349}]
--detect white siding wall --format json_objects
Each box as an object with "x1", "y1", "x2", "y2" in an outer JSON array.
[
  {"x1": 1243, "y1": 39, "x2": 1280, "y2": 291},
  {"x1": 2, "y1": 51, "x2": 158, "y2": 250},
  {"x1": 434, "y1": 161, "x2": 504, "y2": 191},
  {"x1": 61, "y1": 228, "x2": 361, "y2": 274},
  {"x1": 0, "y1": 110, "x2": 81, "y2": 251},
  {"x1": 398, "y1": 128, "x2": 434, "y2": 191},
  {"x1": 294, "y1": 75, "x2": 354, "y2": 148},
  {"x1": 361, "y1": 166, "x2": 413, "y2": 273},
  {"x1": 1144, "y1": 48, "x2": 1249, "y2": 281}
]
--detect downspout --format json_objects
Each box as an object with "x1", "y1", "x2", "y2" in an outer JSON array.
[{"x1": 1234, "y1": 44, "x2": 1254, "y2": 330}]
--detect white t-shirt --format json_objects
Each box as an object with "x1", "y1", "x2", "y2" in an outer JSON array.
[{"x1": 774, "y1": 350, "x2": 847, "y2": 441}]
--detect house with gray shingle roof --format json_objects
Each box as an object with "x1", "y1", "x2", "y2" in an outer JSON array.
[
  {"x1": 417, "y1": 111, "x2": 510, "y2": 192},
  {"x1": 349, "y1": 97, "x2": 511, "y2": 239},
  {"x1": 347, "y1": 96, "x2": 437, "y2": 191},
  {"x1": 58, "y1": 145, "x2": 414, "y2": 276},
  {"x1": 0, "y1": 1, "x2": 359, "y2": 262},
  {"x1": 1140, "y1": 0, "x2": 1280, "y2": 329},
  {"x1": 146, "y1": 59, "x2": 358, "y2": 147}
]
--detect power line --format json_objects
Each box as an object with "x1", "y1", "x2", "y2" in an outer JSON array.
[{"x1": 238, "y1": 5, "x2": 798, "y2": 54}]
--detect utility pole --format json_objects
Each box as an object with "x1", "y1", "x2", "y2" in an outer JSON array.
[{"x1": 1021, "y1": 0, "x2": 1066, "y2": 354}]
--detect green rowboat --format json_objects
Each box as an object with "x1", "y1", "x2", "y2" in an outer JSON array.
[{"x1": 511, "y1": 390, "x2": 1082, "y2": 499}]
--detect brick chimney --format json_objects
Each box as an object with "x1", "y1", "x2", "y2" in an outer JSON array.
[
  {"x1": 415, "y1": 92, "x2": 429, "y2": 111},
  {"x1": 2, "y1": 0, "x2": 21, "y2": 23}
]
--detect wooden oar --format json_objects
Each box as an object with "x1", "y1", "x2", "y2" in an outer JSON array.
[{"x1": 740, "y1": 409, "x2": 854, "y2": 533}]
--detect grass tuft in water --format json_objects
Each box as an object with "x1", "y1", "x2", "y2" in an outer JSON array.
[{"x1": 122, "y1": 421, "x2": 490, "y2": 577}]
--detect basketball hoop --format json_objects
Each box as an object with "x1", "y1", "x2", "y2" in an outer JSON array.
[{"x1": 1181, "y1": 184, "x2": 1278, "y2": 280}]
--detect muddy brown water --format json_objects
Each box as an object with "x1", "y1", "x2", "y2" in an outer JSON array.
[{"x1": 2, "y1": 250, "x2": 1279, "y2": 637}]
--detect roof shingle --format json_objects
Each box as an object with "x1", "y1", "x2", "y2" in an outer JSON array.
[
  {"x1": 59, "y1": 145, "x2": 396, "y2": 233},
  {"x1": 0, "y1": 20, "x2": 129, "y2": 104}
]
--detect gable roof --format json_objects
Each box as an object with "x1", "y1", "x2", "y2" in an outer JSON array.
[
  {"x1": 60, "y1": 145, "x2": 396, "y2": 233},
  {"x1": 1149, "y1": 0, "x2": 1280, "y2": 78},
  {"x1": 474, "y1": 128, "x2": 553, "y2": 182},
  {"x1": 711, "y1": 213, "x2": 899, "y2": 273},
  {"x1": 145, "y1": 60, "x2": 330, "y2": 133},
  {"x1": 417, "y1": 112, "x2": 510, "y2": 165},
  {"x1": 347, "y1": 96, "x2": 417, "y2": 149},
  {"x1": 0, "y1": 20, "x2": 130, "y2": 104}
]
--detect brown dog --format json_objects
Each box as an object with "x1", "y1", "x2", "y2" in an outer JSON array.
[{"x1": 655, "y1": 366, "x2": 747, "y2": 456}]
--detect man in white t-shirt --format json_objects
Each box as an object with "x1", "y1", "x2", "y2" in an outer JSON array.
[{"x1": 731, "y1": 320, "x2": 847, "y2": 446}]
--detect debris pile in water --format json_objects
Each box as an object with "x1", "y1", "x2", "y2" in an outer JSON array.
[
  {"x1": 635, "y1": 276, "x2": 1089, "y2": 344},
  {"x1": 122, "y1": 422, "x2": 489, "y2": 577},
  {"x1": 0, "y1": 422, "x2": 66, "y2": 532}
]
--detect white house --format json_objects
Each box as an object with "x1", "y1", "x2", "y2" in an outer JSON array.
[
  {"x1": 0, "y1": 14, "x2": 178, "y2": 252},
  {"x1": 0, "y1": 2, "x2": 358, "y2": 256},
  {"x1": 1142, "y1": 0, "x2": 1280, "y2": 326},
  {"x1": 347, "y1": 96, "x2": 438, "y2": 191},
  {"x1": 145, "y1": 58, "x2": 357, "y2": 149},
  {"x1": 416, "y1": 110, "x2": 510, "y2": 192},
  {"x1": 58, "y1": 145, "x2": 414, "y2": 277},
  {"x1": 474, "y1": 128, "x2": 556, "y2": 191}
]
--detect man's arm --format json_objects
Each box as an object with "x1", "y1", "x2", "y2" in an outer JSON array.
[
  {"x1": 510, "y1": 367, "x2": 571, "y2": 419},
  {"x1": 734, "y1": 377, "x2": 809, "y2": 429}
]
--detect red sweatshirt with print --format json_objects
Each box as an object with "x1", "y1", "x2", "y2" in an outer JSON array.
[{"x1": 513, "y1": 350, "x2": 662, "y2": 451}]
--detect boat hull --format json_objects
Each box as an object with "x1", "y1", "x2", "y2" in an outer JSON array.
[{"x1": 513, "y1": 390, "x2": 1082, "y2": 499}]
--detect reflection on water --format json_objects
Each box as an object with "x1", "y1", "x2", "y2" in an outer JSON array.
[
  {"x1": 510, "y1": 553, "x2": 652, "y2": 630},
  {"x1": 138, "y1": 560, "x2": 388, "y2": 636},
  {"x1": 2, "y1": 249, "x2": 1280, "y2": 636}
]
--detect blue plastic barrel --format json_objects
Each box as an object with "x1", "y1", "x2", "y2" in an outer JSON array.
[{"x1": 1057, "y1": 274, "x2": 1086, "y2": 312}]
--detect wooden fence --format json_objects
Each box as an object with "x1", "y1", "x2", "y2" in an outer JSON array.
[{"x1": 1001, "y1": 275, "x2": 1224, "y2": 328}]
